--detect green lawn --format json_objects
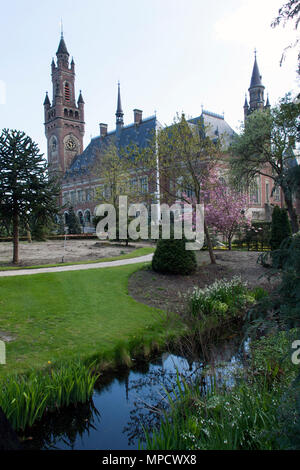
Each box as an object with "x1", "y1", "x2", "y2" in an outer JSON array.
[{"x1": 0, "y1": 262, "x2": 169, "y2": 375}]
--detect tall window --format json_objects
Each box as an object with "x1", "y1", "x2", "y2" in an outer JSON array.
[
  {"x1": 78, "y1": 211, "x2": 84, "y2": 225},
  {"x1": 249, "y1": 177, "x2": 261, "y2": 204},
  {"x1": 70, "y1": 191, "x2": 76, "y2": 205},
  {"x1": 62, "y1": 192, "x2": 69, "y2": 206},
  {"x1": 84, "y1": 210, "x2": 91, "y2": 224},
  {"x1": 140, "y1": 177, "x2": 148, "y2": 193},
  {"x1": 86, "y1": 189, "x2": 92, "y2": 201},
  {"x1": 273, "y1": 185, "x2": 280, "y2": 202},
  {"x1": 77, "y1": 190, "x2": 84, "y2": 202},
  {"x1": 266, "y1": 182, "x2": 270, "y2": 203},
  {"x1": 64, "y1": 82, "x2": 71, "y2": 102}
]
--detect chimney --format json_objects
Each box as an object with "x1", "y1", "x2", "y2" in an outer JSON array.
[
  {"x1": 99, "y1": 123, "x2": 108, "y2": 137},
  {"x1": 133, "y1": 109, "x2": 143, "y2": 125}
]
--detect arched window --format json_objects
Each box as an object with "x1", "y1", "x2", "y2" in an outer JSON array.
[
  {"x1": 75, "y1": 111, "x2": 79, "y2": 119},
  {"x1": 64, "y1": 82, "x2": 71, "y2": 102},
  {"x1": 69, "y1": 110, "x2": 73, "y2": 118},
  {"x1": 64, "y1": 108, "x2": 68, "y2": 117},
  {"x1": 84, "y1": 210, "x2": 91, "y2": 224},
  {"x1": 78, "y1": 211, "x2": 84, "y2": 225},
  {"x1": 50, "y1": 136, "x2": 57, "y2": 152},
  {"x1": 64, "y1": 212, "x2": 69, "y2": 225}
]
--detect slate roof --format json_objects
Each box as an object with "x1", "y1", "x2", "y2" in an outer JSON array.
[
  {"x1": 63, "y1": 110, "x2": 235, "y2": 182},
  {"x1": 250, "y1": 56, "x2": 263, "y2": 88},
  {"x1": 64, "y1": 115, "x2": 159, "y2": 180},
  {"x1": 188, "y1": 110, "x2": 236, "y2": 147},
  {"x1": 56, "y1": 36, "x2": 69, "y2": 56}
]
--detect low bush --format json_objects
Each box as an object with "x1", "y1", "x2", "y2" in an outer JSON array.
[
  {"x1": 152, "y1": 238, "x2": 197, "y2": 275},
  {"x1": 186, "y1": 276, "x2": 251, "y2": 318}
]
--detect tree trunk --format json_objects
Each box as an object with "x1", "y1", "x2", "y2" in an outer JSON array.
[
  {"x1": 204, "y1": 220, "x2": 216, "y2": 264},
  {"x1": 283, "y1": 189, "x2": 299, "y2": 233},
  {"x1": 228, "y1": 237, "x2": 232, "y2": 250},
  {"x1": 25, "y1": 222, "x2": 32, "y2": 243},
  {"x1": 12, "y1": 210, "x2": 19, "y2": 264}
]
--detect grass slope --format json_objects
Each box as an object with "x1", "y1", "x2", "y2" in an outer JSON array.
[{"x1": 0, "y1": 263, "x2": 167, "y2": 375}]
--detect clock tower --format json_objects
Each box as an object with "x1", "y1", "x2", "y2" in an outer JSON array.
[{"x1": 43, "y1": 33, "x2": 85, "y2": 175}]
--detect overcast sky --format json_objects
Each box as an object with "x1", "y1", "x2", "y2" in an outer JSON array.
[{"x1": 0, "y1": 0, "x2": 298, "y2": 156}]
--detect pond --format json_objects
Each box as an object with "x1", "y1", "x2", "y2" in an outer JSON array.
[{"x1": 21, "y1": 335, "x2": 248, "y2": 450}]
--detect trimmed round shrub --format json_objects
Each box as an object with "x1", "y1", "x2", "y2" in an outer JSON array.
[{"x1": 152, "y1": 237, "x2": 197, "y2": 275}]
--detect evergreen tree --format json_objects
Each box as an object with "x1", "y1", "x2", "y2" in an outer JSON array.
[
  {"x1": 270, "y1": 205, "x2": 292, "y2": 250},
  {"x1": 67, "y1": 206, "x2": 81, "y2": 234},
  {"x1": 0, "y1": 129, "x2": 60, "y2": 263},
  {"x1": 57, "y1": 215, "x2": 66, "y2": 235}
]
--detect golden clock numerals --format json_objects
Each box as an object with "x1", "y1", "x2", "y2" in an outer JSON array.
[{"x1": 66, "y1": 138, "x2": 76, "y2": 151}]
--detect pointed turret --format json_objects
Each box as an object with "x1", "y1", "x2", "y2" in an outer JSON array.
[
  {"x1": 56, "y1": 32, "x2": 69, "y2": 68},
  {"x1": 116, "y1": 81, "x2": 124, "y2": 128},
  {"x1": 56, "y1": 33, "x2": 69, "y2": 56},
  {"x1": 78, "y1": 90, "x2": 84, "y2": 104},
  {"x1": 43, "y1": 91, "x2": 50, "y2": 107},
  {"x1": 243, "y1": 93, "x2": 249, "y2": 121}
]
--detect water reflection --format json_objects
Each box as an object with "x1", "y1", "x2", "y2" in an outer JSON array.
[{"x1": 21, "y1": 336, "x2": 247, "y2": 450}]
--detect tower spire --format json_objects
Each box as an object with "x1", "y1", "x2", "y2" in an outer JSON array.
[
  {"x1": 248, "y1": 49, "x2": 265, "y2": 112},
  {"x1": 244, "y1": 51, "x2": 268, "y2": 123},
  {"x1": 116, "y1": 81, "x2": 124, "y2": 128},
  {"x1": 250, "y1": 49, "x2": 263, "y2": 88}
]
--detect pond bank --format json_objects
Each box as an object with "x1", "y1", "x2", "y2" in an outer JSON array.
[{"x1": 19, "y1": 333, "x2": 246, "y2": 450}]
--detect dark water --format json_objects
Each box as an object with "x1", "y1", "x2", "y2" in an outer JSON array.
[{"x1": 21, "y1": 336, "x2": 248, "y2": 450}]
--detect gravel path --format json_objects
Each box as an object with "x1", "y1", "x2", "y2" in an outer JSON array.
[{"x1": 0, "y1": 254, "x2": 154, "y2": 277}]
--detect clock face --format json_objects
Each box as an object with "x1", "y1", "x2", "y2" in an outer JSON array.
[{"x1": 65, "y1": 138, "x2": 77, "y2": 151}]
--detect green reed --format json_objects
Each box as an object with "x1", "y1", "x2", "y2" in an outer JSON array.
[{"x1": 0, "y1": 360, "x2": 99, "y2": 430}]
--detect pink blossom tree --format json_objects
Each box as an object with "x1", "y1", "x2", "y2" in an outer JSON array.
[
  {"x1": 204, "y1": 175, "x2": 250, "y2": 250},
  {"x1": 182, "y1": 169, "x2": 250, "y2": 250}
]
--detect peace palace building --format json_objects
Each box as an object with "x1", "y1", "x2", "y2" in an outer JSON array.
[{"x1": 44, "y1": 34, "x2": 290, "y2": 232}]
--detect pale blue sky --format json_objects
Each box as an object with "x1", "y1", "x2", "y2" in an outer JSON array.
[{"x1": 0, "y1": 0, "x2": 298, "y2": 156}]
